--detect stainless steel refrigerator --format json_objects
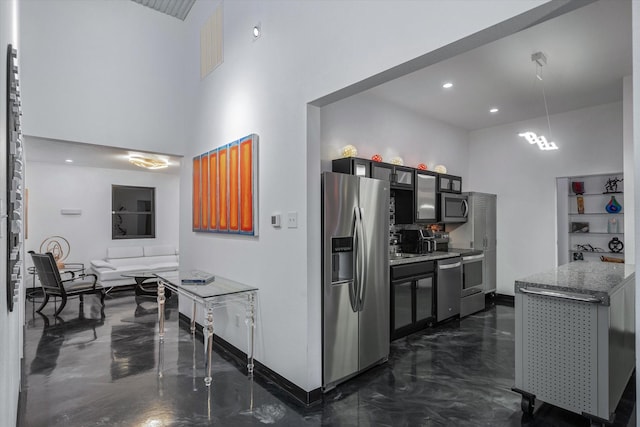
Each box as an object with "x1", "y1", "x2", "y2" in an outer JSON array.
[
  {"x1": 321, "y1": 171, "x2": 390, "y2": 391},
  {"x1": 448, "y1": 191, "x2": 497, "y2": 294}
]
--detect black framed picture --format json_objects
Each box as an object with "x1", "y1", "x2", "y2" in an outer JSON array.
[{"x1": 571, "y1": 222, "x2": 589, "y2": 233}]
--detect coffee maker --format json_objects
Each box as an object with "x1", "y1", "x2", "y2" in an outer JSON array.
[{"x1": 399, "y1": 229, "x2": 436, "y2": 254}]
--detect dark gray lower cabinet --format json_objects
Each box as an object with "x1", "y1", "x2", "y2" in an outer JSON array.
[{"x1": 390, "y1": 261, "x2": 435, "y2": 340}]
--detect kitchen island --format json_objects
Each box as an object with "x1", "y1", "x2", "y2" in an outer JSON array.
[{"x1": 513, "y1": 262, "x2": 635, "y2": 426}]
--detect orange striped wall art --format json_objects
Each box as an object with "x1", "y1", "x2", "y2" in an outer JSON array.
[
  {"x1": 192, "y1": 155, "x2": 201, "y2": 231},
  {"x1": 193, "y1": 134, "x2": 258, "y2": 236}
]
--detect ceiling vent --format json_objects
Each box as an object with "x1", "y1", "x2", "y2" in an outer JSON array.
[
  {"x1": 201, "y1": 4, "x2": 224, "y2": 79},
  {"x1": 130, "y1": 0, "x2": 196, "y2": 21}
]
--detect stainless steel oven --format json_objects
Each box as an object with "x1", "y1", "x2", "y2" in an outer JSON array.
[
  {"x1": 440, "y1": 193, "x2": 468, "y2": 223},
  {"x1": 460, "y1": 252, "x2": 485, "y2": 317},
  {"x1": 461, "y1": 253, "x2": 484, "y2": 296}
]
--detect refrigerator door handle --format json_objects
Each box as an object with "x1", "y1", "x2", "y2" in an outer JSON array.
[
  {"x1": 349, "y1": 207, "x2": 360, "y2": 313},
  {"x1": 356, "y1": 206, "x2": 367, "y2": 311}
]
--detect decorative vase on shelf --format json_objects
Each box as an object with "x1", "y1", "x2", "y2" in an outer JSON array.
[
  {"x1": 571, "y1": 181, "x2": 585, "y2": 195},
  {"x1": 608, "y1": 237, "x2": 624, "y2": 253},
  {"x1": 577, "y1": 196, "x2": 584, "y2": 214},
  {"x1": 605, "y1": 196, "x2": 622, "y2": 213}
]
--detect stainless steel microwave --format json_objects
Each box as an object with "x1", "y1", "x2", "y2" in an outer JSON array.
[{"x1": 440, "y1": 192, "x2": 468, "y2": 223}]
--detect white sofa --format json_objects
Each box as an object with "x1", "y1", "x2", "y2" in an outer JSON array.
[{"x1": 89, "y1": 245, "x2": 179, "y2": 289}]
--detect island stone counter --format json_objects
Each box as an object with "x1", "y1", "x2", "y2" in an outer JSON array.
[
  {"x1": 512, "y1": 262, "x2": 635, "y2": 426},
  {"x1": 514, "y1": 262, "x2": 635, "y2": 306}
]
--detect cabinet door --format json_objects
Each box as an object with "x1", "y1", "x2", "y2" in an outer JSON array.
[
  {"x1": 415, "y1": 171, "x2": 437, "y2": 222},
  {"x1": 485, "y1": 194, "x2": 496, "y2": 250},
  {"x1": 393, "y1": 281, "x2": 413, "y2": 329},
  {"x1": 371, "y1": 162, "x2": 394, "y2": 182},
  {"x1": 450, "y1": 177, "x2": 462, "y2": 193},
  {"x1": 352, "y1": 158, "x2": 371, "y2": 177},
  {"x1": 483, "y1": 249, "x2": 496, "y2": 293},
  {"x1": 472, "y1": 195, "x2": 486, "y2": 250},
  {"x1": 438, "y1": 175, "x2": 451, "y2": 192},
  {"x1": 415, "y1": 275, "x2": 434, "y2": 322},
  {"x1": 439, "y1": 174, "x2": 462, "y2": 193},
  {"x1": 394, "y1": 166, "x2": 414, "y2": 188},
  {"x1": 332, "y1": 157, "x2": 371, "y2": 177}
]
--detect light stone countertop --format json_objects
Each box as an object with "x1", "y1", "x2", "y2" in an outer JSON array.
[{"x1": 514, "y1": 262, "x2": 635, "y2": 305}]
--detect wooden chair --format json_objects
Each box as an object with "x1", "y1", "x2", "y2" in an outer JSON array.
[{"x1": 30, "y1": 251, "x2": 105, "y2": 317}]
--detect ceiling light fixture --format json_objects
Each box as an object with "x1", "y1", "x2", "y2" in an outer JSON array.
[
  {"x1": 128, "y1": 155, "x2": 169, "y2": 170},
  {"x1": 252, "y1": 23, "x2": 261, "y2": 39},
  {"x1": 489, "y1": 108, "x2": 499, "y2": 113},
  {"x1": 518, "y1": 132, "x2": 558, "y2": 151},
  {"x1": 519, "y1": 51, "x2": 558, "y2": 151},
  {"x1": 65, "y1": 159, "x2": 73, "y2": 163},
  {"x1": 442, "y1": 82, "x2": 453, "y2": 89}
]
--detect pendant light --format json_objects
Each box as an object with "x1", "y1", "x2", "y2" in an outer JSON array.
[{"x1": 519, "y1": 51, "x2": 559, "y2": 151}]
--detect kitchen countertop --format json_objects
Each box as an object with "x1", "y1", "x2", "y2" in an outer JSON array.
[
  {"x1": 389, "y1": 251, "x2": 460, "y2": 266},
  {"x1": 449, "y1": 248, "x2": 483, "y2": 257},
  {"x1": 514, "y1": 262, "x2": 635, "y2": 306}
]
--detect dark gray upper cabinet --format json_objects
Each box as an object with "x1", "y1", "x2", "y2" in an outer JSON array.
[
  {"x1": 415, "y1": 170, "x2": 437, "y2": 223},
  {"x1": 371, "y1": 162, "x2": 414, "y2": 189},
  {"x1": 332, "y1": 157, "x2": 371, "y2": 177},
  {"x1": 438, "y1": 174, "x2": 462, "y2": 194}
]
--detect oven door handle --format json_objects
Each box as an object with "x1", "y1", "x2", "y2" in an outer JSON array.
[
  {"x1": 462, "y1": 254, "x2": 484, "y2": 262},
  {"x1": 438, "y1": 261, "x2": 461, "y2": 270}
]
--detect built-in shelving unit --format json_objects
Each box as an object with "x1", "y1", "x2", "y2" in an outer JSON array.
[{"x1": 557, "y1": 173, "x2": 624, "y2": 265}]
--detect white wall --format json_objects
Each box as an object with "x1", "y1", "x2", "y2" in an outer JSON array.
[
  {"x1": 19, "y1": 0, "x2": 187, "y2": 155},
  {"x1": 632, "y1": 4, "x2": 640, "y2": 425},
  {"x1": 320, "y1": 92, "x2": 469, "y2": 177},
  {"x1": 623, "y1": 75, "x2": 634, "y2": 260},
  {"x1": 180, "y1": 0, "x2": 551, "y2": 392},
  {"x1": 469, "y1": 102, "x2": 624, "y2": 296},
  {"x1": 0, "y1": 1, "x2": 21, "y2": 425},
  {"x1": 24, "y1": 162, "x2": 180, "y2": 276}
]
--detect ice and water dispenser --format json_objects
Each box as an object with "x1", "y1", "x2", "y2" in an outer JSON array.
[{"x1": 331, "y1": 236, "x2": 354, "y2": 283}]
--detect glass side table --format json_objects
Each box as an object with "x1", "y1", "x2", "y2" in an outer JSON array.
[
  {"x1": 155, "y1": 270, "x2": 258, "y2": 386},
  {"x1": 121, "y1": 272, "x2": 173, "y2": 298}
]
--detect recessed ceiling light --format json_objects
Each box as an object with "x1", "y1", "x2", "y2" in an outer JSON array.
[
  {"x1": 252, "y1": 23, "x2": 261, "y2": 39},
  {"x1": 442, "y1": 82, "x2": 453, "y2": 89},
  {"x1": 65, "y1": 159, "x2": 73, "y2": 163},
  {"x1": 489, "y1": 108, "x2": 499, "y2": 113}
]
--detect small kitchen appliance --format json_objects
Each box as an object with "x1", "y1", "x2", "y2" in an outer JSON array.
[
  {"x1": 439, "y1": 193, "x2": 469, "y2": 223},
  {"x1": 399, "y1": 229, "x2": 435, "y2": 254},
  {"x1": 432, "y1": 232, "x2": 450, "y2": 252}
]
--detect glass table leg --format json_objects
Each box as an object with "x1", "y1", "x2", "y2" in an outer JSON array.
[
  {"x1": 157, "y1": 281, "x2": 165, "y2": 341},
  {"x1": 204, "y1": 307, "x2": 214, "y2": 386},
  {"x1": 245, "y1": 292, "x2": 256, "y2": 377},
  {"x1": 157, "y1": 339, "x2": 164, "y2": 397},
  {"x1": 191, "y1": 301, "x2": 197, "y2": 335}
]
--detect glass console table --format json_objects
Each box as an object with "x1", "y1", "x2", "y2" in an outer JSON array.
[{"x1": 154, "y1": 271, "x2": 258, "y2": 386}]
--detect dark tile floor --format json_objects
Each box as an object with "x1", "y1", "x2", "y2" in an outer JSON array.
[{"x1": 19, "y1": 292, "x2": 635, "y2": 426}]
